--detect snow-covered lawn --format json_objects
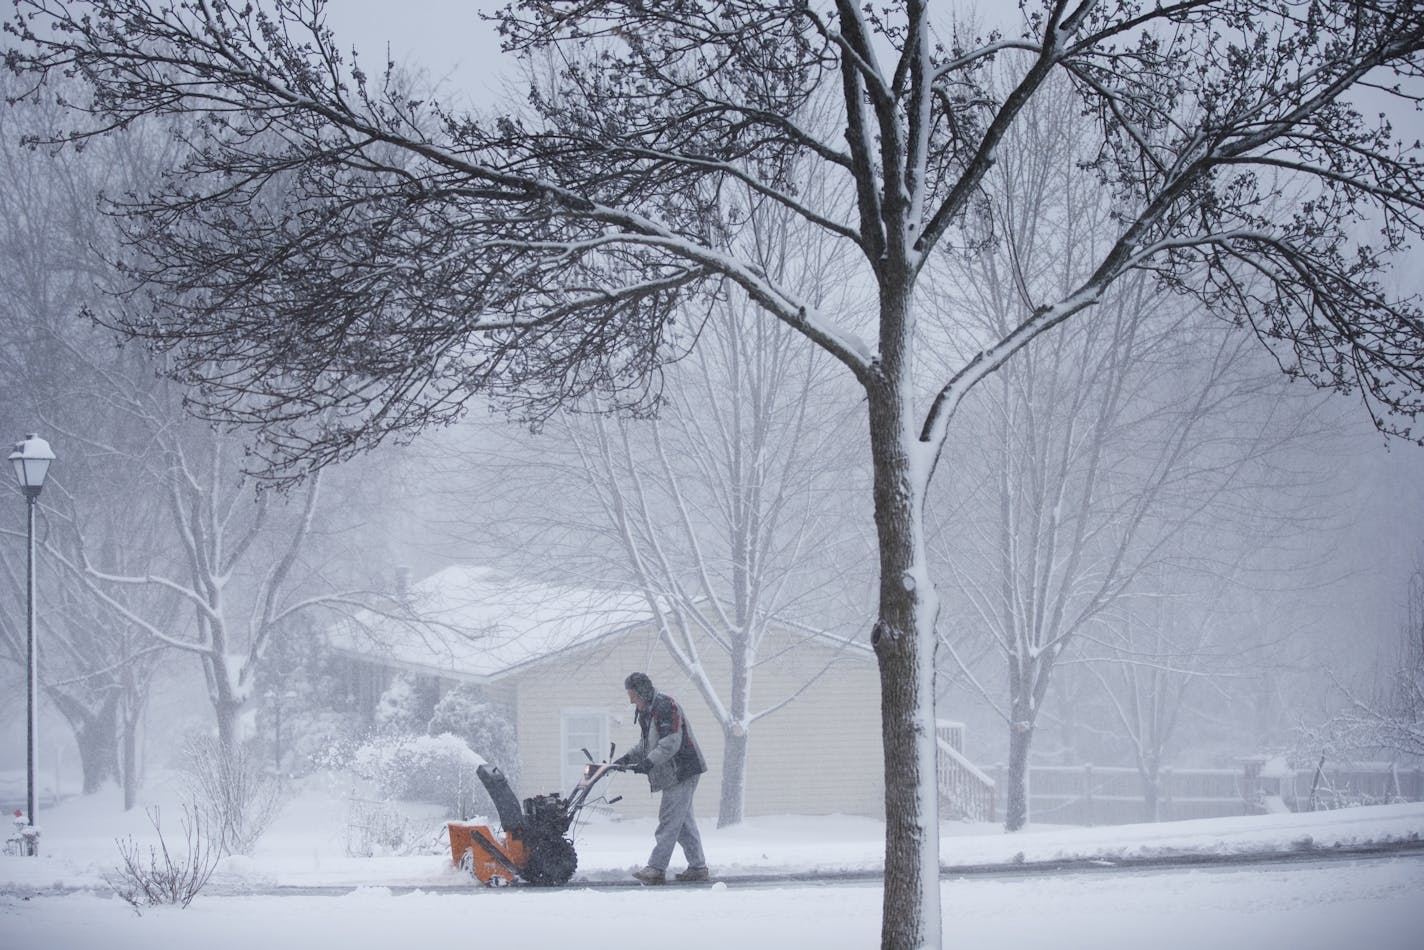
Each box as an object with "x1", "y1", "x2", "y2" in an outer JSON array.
[{"x1": 2, "y1": 773, "x2": 1421, "y2": 949}]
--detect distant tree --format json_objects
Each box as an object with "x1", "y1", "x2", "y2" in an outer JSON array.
[
  {"x1": 421, "y1": 290, "x2": 869, "y2": 828},
  {"x1": 565, "y1": 304, "x2": 867, "y2": 828},
  {"x1": 1085, "y1": 563, "x2": 1291, "y2": 821},
  {"x1": 428, "y1": 684, "x2": 519, "y2": 787},
  {"x1": 427, "y1": 194, "x2": 869, "y2": 827},
  {"x1": 29, "y1": 350, "x2": 345, "y2": 753},
  {"x1": 11, "y1": 3, "x2": 1424, "y2": 945},
  {"x1": 1310, "y1": 560, "x2": 1424, "y2": 761},
  {"x1": 0, "y1": 70, "x2": 182, "y2": 805},
  {"x1": 925, "y1": 77, "x2": 1345, "y2": 830},
  {"x1": 0, "y1": 74, "x2": 418, "y2": 805}
]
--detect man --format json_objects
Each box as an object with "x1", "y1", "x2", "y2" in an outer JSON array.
[{"x1": 615, "y1": 671, "x2": 710, "y2": 884}]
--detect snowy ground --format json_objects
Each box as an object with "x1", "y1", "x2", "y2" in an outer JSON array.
[{"x1": 1, "y1": 770, "x2": 1422, "y2": 949}]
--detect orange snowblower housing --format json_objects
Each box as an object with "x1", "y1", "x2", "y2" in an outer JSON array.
[
  {"x1": 449, "y1": 759, "x2": 624, "y2": 887},
  {"x1": 447, "y1": 820, "x2": 528, "y2": 885}
]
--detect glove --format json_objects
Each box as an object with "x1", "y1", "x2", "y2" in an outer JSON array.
[{"x1": 629, "y1": 758, "x2": 651, "y2": 774}]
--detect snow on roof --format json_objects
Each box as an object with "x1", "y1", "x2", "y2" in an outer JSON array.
[{"x1": 324, "y1": 565, "x2": 655, "y2": 682}]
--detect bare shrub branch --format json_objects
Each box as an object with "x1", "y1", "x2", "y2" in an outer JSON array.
[
  {"x1": 105, "y1": 804, "x2": 220, "y2": 912},
  {"x1": 182, "y1": 734, "x2": 284, "y2": 856}
]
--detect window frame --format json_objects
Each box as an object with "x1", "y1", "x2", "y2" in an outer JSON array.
[{"x1": 558, "y1": 707, "x2": 610, "y2": 791}]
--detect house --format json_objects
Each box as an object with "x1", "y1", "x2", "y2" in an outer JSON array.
[{"x1": 323, "y1": 564, "x2": 891, "y2": 819}]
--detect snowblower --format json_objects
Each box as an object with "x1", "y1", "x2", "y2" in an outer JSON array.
[{"x1": 447, "y1": 746, "x2": 626, "y2": 886}]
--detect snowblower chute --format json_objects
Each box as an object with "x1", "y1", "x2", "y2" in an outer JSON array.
[{"x1": 449, "y1": 752, "x2": 623, "y2": 886}]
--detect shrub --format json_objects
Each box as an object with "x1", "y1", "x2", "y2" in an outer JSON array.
[
  {"x1": 350, "y1": 732, "x2": 488, "y2": 819},
  {"x1": 374, "y1": 673, "x2": 425, "y2": 735},
  {"x1": 181, "y1": 734, "x2": 284, "y2": 856},
  {"x1": 106, "y1": 804, "x2": 220, "y2": 912},
  {"x1": 428, "y1": 687, "x2": 520, "y2": 787},
  {"x1": 343, "y1": 796, "x2": 444, "y2": 857},
  {"x1": 286, "y1": 710, "x2": 364, "y2": 778}
]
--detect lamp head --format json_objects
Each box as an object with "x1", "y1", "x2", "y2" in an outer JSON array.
[{"x1": 9, "y1": 434, "x2": 55, "y2": 499}]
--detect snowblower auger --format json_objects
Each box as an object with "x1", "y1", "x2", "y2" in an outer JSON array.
[{"x1": 448, "y1": 748, "x2": 624, "y2": 887}]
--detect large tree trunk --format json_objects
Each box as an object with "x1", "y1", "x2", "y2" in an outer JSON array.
[
  {"x1": 75, "y1": 693, "x2": 120, "y2": 794},
  {"x1": 1005, "y1": 716, "x2": 1034, "y2": 832},
  {"x1": 205, "y1": 645, "x2": 251, "y2": 759},
  {"x1": 1006, "y1": 657, "x2": 1054, "y2": 832},
  {"x1": 867, "y1": 380, "x2": 942, "y2": 950},
  {"x1": 216, "y1": 702, "x2": 243, "y2": 754},
  {"x1": 718, "y1": 728, "x2": 747, "y2": 827},
  {"x1": 49, "y1": 691, "x2": 120, "y2": 796},
  {"x1": 121, "y1": 704, "x2": 140, "y2": 811},
  {"x1": 1142, "y1": 760, "x2": 1162, "y2": 822},
  {"x1": 210, "y1": 665, "x2": 244, "y2": 756},
  {"x1": 716, "y1": 628, "x2": 751, "y2": 827},
  {"x1": 74, "y1": 697, "x2": 119, "y2": 797}
]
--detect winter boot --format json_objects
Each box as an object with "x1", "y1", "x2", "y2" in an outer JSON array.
[
  {"x1": 675, "y1": 866, "x2": 710, "y2": 882},
  {"x1": 632, "y1": 866, "x2": 666, "y2": 885}
]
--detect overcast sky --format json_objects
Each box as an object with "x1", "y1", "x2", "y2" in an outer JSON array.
[
  {"x1": 316, "y1": 0, "x2": 1424, "y2": 637},
  {"x1": 321, "y1": 1, "x2": 509, "y2": 108},
  {"x1": 319, "y1": 0, "x2": 1031, "y2": 110}
]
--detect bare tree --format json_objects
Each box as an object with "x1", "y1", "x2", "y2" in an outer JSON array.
[
  {"x1": 0, "y1": 531, "x2": 176, "y2": 804},
  {"x1": 568, "y1": 306, "x2": 866, "y2": 828},
  {"x1": 10, "y1": 3, "x2": 1424, "y2": 945},
  {"x1": 406, "y1": 187, "x2": 872, "y2": 827},
  {"x1": 0, "y1": 73, "x2": 408, "y2": 807},
  {"x1": 0, "y1": 70, "x2": 181, "y2": 804},
  {"x1": 1084, "y1": 562, "x2": 1288, "y2": 821},
  {"x1": 421, "y1": 293, "x2": 869, "y2": 827},
  {"x1": 57, "y1": 412, "x2": 329, "y2": 753},
  {"x1": 938, "y1": 266, "x2": 1333, "y2": 829},
  {"x1": 926, "y1": 76, "x2": 1348, "y2": 830},
  {"x1": 1309, "y1": 558, "x2": 1424, "y2": 760}
]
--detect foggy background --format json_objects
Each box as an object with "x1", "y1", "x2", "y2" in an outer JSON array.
[{"x1": 2, "y1": 0, "x2": 1422, "y2": 825}]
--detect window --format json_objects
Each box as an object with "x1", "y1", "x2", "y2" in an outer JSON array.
[{"x1": 560, "y1": 709, "x2": 609, "y2": 791}]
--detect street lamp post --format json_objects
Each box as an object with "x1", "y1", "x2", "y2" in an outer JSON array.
[{"x1": 9, "y1": 434, "x2": 54, "y2": 856}]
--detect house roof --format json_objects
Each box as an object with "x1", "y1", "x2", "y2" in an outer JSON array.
[{"x1": 324, "y1": 565, "x2": 656, "y2": 683}]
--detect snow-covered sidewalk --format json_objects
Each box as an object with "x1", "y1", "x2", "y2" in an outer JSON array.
[{"x1": 0, "y1": 777, "x2": 1421, "y2": 891}]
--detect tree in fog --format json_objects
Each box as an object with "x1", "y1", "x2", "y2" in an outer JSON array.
[
  {"x1": 0, "y1": 74, "x2": 181, "y2": 803},
  {"x1": 937, "y1": 268, "x2": 1334, "y2": 829},
  {"x1": 1085, "y1": 564, "x2": 1292, "y2": 821},
  {"x1": 493, "y1": 197, "x2": 868, "y2": 829},
  {"x1": 0, "y1": 83, "x2": 382, "y2": 782},
  {"x1": 1310, "y1": 557, "x2": 1424, "y2": 761},
  {"x1": 5, "y1": 299, "x2": 345, "y2": 763},
  {"x1": 562, "y1": 303, "x2": 865, "y2": 828},
  {"x1": 11, "y1": 3, "x2": 1424, "y2": 945},
  {"x1": 927, "y1": 79, "x2": 1345, "y2": 830},
  {"x1": 426, "y1": 278, "x2": 869, "y2": 826},
  {"x1": 0, "y1": 476, "x2": 180, "y2": 805}
]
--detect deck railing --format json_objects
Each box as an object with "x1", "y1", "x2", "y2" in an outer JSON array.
[{"x1": 936, "y1": 720, "x2": 995, "y2": 822}]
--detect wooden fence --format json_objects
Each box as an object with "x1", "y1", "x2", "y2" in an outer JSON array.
[{"x1": 985, "y1": 761, "x2": 1424, "y2": 826}]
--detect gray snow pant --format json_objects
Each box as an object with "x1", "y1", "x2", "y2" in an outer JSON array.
[{"x1": 648, "y1": 773, "x2": 705, "y2": 871}]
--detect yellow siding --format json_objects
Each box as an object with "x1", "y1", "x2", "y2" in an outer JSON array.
[{"x1": 506, "y1": 624, "x2": 884, "y2": 820}]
